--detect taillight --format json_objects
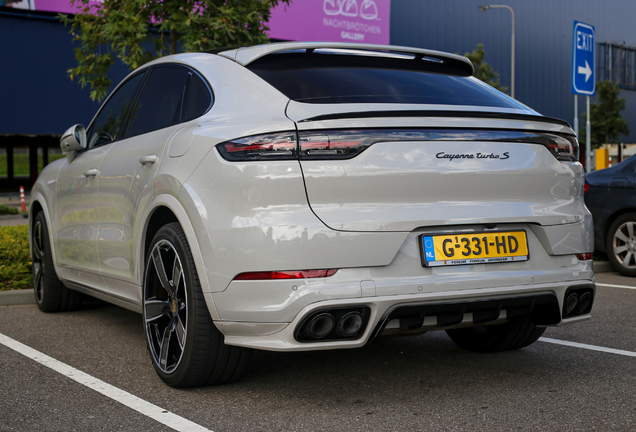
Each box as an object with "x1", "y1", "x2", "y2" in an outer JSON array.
[
  {"x1": 216, "y1": 132, "x2": 297, "y2": 161},
  {"x1": 536, "y1": 134, "x2": 579, "y2": 162},
  {"x1": 299, "y1": 131, "x2": 370, "y2": 159},
  {"x1": 506, "y1": 132, "x2": 578, "y2": 161},
  {"x1": 576, "y1": 253, "x2": 593, "y2": 260},
  {"x1": 584, "y1": 182, "x2": 589, "y2": 194},
  {"x1": 299, "y1": 130, "x2": 581, "y2": 161},
  {"x1": 234, "y1": 269, "x2": 338, "y2": 280},
  {"x1": 216, "y1": 129, "x2": 580, "y2": 162}
]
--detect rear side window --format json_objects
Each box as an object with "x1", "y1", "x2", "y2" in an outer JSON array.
[
  {"x1": 248, "y1": 51, "x2": 528, "y2": 110},
  {"x1": 184, "y1": 73, "x2": 213, "y2": 121},
  {"x1": 126, "y1": 66, "x2": 190, "y2": 137}
]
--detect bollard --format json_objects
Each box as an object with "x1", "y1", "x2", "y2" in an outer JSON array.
[{"x1": 20, "y1": 186, "x2": 26, "y2": 212}]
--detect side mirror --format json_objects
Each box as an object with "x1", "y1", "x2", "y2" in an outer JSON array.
[{"x1": 60, "y1": 124, "x2": 87, "y2": 163}]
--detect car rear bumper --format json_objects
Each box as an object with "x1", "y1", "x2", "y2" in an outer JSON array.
[
  {"x1": 217, "y1": 279, "x2": 595, "y2": 351},
  {"x1": 211, "y1": 224, "x2": 593, "y2": 321}
]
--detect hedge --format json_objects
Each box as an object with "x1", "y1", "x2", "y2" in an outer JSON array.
[{"x1": 0, "y1": 225, "x2": 32, "y2": 290}]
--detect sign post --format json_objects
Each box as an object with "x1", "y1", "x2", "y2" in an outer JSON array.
[{"x1": 571, "y1": 21, "x2": 595, "y2": 172}]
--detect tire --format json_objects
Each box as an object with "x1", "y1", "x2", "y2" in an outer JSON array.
[
  {"x1": 446, "y1": 316, "x2": 546, "y2": 353},
  {"x1": 606, "y1": 213, "x2": 636, "y2": 277},
  {"x1": 31, "y1": 212, "x2": 83, "y2": 312},
  {"x1": 143, "y1": 222, "x2": 252, "y2": 388}
]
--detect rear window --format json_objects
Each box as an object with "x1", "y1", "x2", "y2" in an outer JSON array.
[{"x1": 248, "y1": 51, "x2": 528, "y2": 110}]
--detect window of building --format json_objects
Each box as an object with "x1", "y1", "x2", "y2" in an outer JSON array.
[{"x1": 599, "y1": 42, "x2": 636, "y2": 91}]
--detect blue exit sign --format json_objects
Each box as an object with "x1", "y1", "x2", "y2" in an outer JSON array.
[{"x1": 572, "y1": 21, "x2": 595, "y2": 96}]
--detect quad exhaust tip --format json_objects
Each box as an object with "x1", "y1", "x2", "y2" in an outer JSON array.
[
  {"x1": 296, "y1": 308, "x2": 369, "y2": 342},
  {"x1": 564, "y1": 293, "x2": 579, "y2": 316},
  {"x1": 562, "y1": 287, "x2": 594, "y2": 318},
  {"x1": 338, "y1": 311, "x2": 364, "y2": 337},
  {"x1": 307, "y1": 313, "x2": 336, "y2": 339},
  {"x1": 575, "y1": 291, "x2": 592, "y2": 314}
]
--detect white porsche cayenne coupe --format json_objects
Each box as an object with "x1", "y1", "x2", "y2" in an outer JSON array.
[{"x1": 30, "y1": 42, "x2": 595, "y2": 387}]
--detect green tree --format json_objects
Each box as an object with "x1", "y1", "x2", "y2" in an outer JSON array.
[
  {"x1": 464, "y1": 43, "x2": 507, "y2": 92},
  {"x1": 579, "y1": 81, "x2": 630, "y2": 148},
  {"x1": 60, "y1": 0, "x2": 290, "y2": 101}
]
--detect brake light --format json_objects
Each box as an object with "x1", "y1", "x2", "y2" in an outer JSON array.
[
  {"x1": 216, "y1": 129, "x2": 580, "y2": 162},
  {"x1": 299, "y1": 130, "x2": 581, "y2": 161},
  {"x1": 539, "y1": 134, "x2": 579, "y2": 162},
  {"x1": 584, "y1": 182, "x2": 589, "y2": 194},
  {"x1": 510, "y1": 133, "x2": 579, "y2": 162},
  {"x1": 576, "y1": 253, "x2": 593, "y2": 260},
  {"x1": 234, "y1": 269, "x2": 338, "y2": 280},
  {"x1": 216, "y1": 132, "x2": 297, "y2": 161},
  {"x1": 299, "y1": 131, "x2": 369, "y2": 159}
]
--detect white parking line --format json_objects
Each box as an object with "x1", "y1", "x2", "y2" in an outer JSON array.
[
  {"x1": 0, "y1": 332, "x2": 213, "y2": 432},
  {"x1": 539, "y1": 337, "x2": 636, "y2": 358},
  {"x1": 596, "y1": 283, "x2": 636, "y2": 290}
]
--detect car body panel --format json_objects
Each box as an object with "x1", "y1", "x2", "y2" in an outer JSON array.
[
  {"x1": 529, "y1": 220, "x2": 593, "y2": 256},
  {"x1": 97, "y1": 126, "x2": 173, "y2": 299},
  {"x1": 220, "y1": 279, "x2": 592, "y2": 352},
  {"x1": 212, "y1": 223, "x2": 593, "y2": 323},
  {"x1": 137, "y1": 192, "x2": 220, "y2": 320},
  {"x1": 54, "y1": 146, "x2": 110, "y2": 287},
  {"x1": 182, "y1": 148, "x2": 410, "y2": 293},
  {"x1": 297, "y1": 126, "x2": 586, "y2": 231},
  {"x1": 585, "y1": 156, "x2": 636, "y2": 252}
]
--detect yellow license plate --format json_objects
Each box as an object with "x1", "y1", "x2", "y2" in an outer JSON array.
[{"x1": 420, "y1": 231, "x2": 529, "y2": 267}]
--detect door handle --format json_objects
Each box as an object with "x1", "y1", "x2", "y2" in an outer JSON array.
[
  {"x1": 83, "y1": 168, "x2": 98, "y2": 178},
  {"x1": 139, "y1": 155, "x2": 158, "y2": 165}
]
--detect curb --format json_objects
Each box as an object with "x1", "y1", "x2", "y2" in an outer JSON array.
[
  {"x1": 0, "y1": 214, "x2": 29, "y2": 226},
  {"x1": 0, "y1": 289, "x2": 35, "y2": 306},
  {"x1": 593, "y1": 261, "x2": 614, "y2": 273}
]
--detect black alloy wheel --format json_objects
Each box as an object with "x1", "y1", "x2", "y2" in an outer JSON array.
[
  {"x1": 32, "y1": 215, "x2": 46, "y2": 303},
  {"x1": 144, "y1": 238, "x2": 188, "y2": 375},
  {"x1": 143, "y1": 223, "x2": 252, "y2": 387},
  {"x1": 31, "y1": 211, "x2": 83, "y2": 312}
]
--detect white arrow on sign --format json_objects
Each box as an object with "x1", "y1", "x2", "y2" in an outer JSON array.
[{"x1": 578, "y1": 61, "x2": 592, "y2": 82}]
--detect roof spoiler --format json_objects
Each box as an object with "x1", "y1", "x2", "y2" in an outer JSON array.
[{"x1": 217, "y1": 42, "x2": 474, "y2": 76}]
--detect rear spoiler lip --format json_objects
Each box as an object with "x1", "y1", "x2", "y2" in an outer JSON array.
[
  {"x1": 297, "y1": 110, "x2": 572, "y2": 131},
  {"x1": 217, "y1": 42, "x2": 474, "y2": 74}
]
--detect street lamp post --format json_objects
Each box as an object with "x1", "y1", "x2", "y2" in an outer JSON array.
[{"x1": 478, "y1": 5, "x2": 515, "y2": 99}]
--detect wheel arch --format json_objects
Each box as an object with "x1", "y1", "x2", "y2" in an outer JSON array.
[
  {"x1": 138, "y1": 193, "x2": 220, "y2": 321},
  {"x1": 143, "y1": 206, "x2": 179, "y2": 262},
  {"x1": 28, "y1": 191, "x2": 58, "y2": 271}
]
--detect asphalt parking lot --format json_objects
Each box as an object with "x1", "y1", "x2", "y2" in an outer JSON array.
[{"x1": 1, "y1": 272, "x2": 634, "y2": 432}]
